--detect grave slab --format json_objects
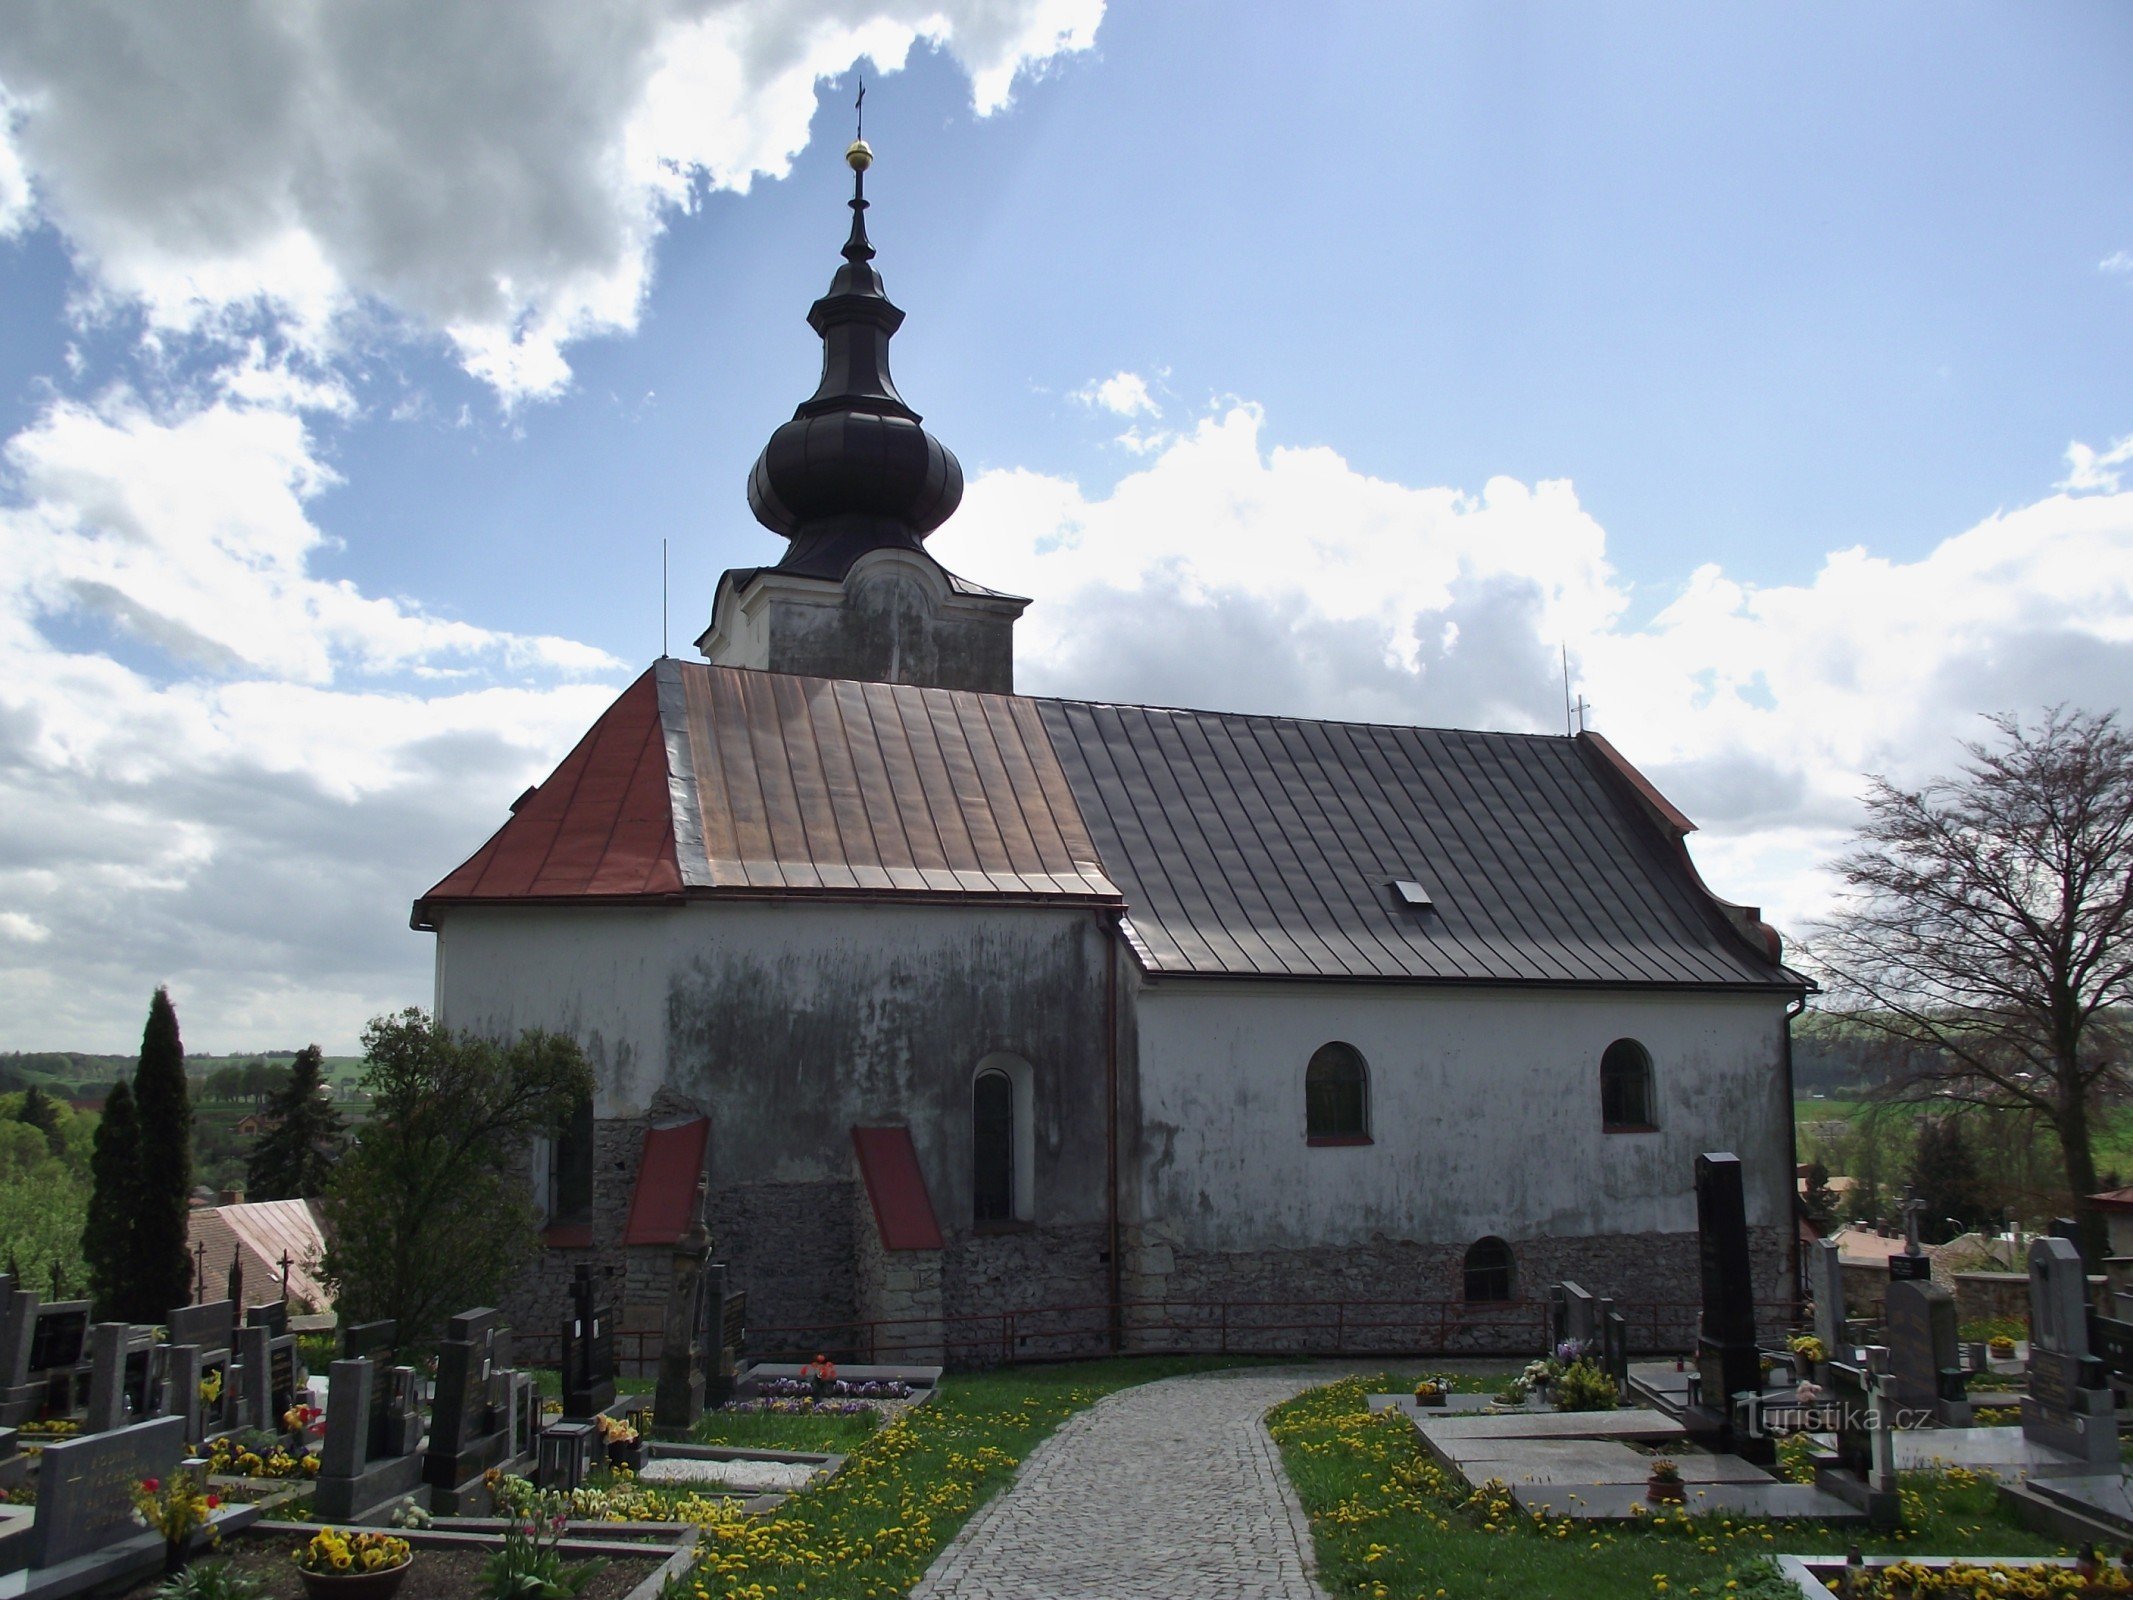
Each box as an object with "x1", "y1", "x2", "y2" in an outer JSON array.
[
  {"x1": 1511, "y1": 1479, "x2": 1866, "y2": 1522},
  {"x1": 1366, "y1": 1394, "x2": 1533, "y2": 1420},
  {"x1": 2027, "y1": 1473, "x2": 2133, "y2": 1530},
  {"x1": 1415, "y1": 1407, "x2": 1688, "y2": 1443},
  {"x1": 1890, "y1": 1425, "x2": 2092, "y2": 1478},
  {"x1": 1439, "y1": 1439, "x2": 1776, "y2": 1487}
]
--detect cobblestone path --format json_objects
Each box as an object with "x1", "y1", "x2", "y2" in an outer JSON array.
[{"x1": 910, "y1": 1367, "x2": 1336, "y2": 1600}]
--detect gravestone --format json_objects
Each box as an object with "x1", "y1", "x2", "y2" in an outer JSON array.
[
  {"x1": 341, "y1": 1319, "x2": 396, "y2": 1362},
  {"x1": 235, "y1": 1325, "x2": 274, "y2": 1433},
  {"x1": 27, "y1": 1415, "x2": 186, "y2": 1567},
  {"x1": 82, "y1": 1323, "x2": 130, "y2": 1434},
  {"x1": 25, "y1": 1301, "x2": 91, "y2": 1417},
  {"x1": 511, "y1": 1374, "x2": 541, "y2": 1464},
  {"x1": 165, "y1": 1300, "x2": 234, "y2": 1356},
  {"x1": 1885, "y1": 1278, "x2": 1967, "y2": 1424},
  {"x1": 1598, "y1": 1302, "x2": 1630, "y2": 1394},
  {"x1": 560, "y1": 1266, "x2": 616, "y2": 1418},
  {"x1": 1809, "y1": 1237, "x2": 1846, "y2": 1355},
  {"x1": 266, "y1": 1335, "x2": 299, "y2": 1436},
  {"x1": 1692, "y1": 1152, "x2": 1770, "y2": 1462},
  {"x1": 122, "y1": 1333, "x2": 155, "y2": 1421},
  {"x1": 425, "y1": 1308, "x2": 518, "y2": 1512},
  {"x1": 167, "y1": 1301, "x2": 236, "y2": 1439},
  {"x1": 245, "y1": 1302, "x2": 288, "y2": 1338},
  {"x1": 709, "y1": 1270, "x2": 746, "y2": 1405},
  {"x1": 313, "y1": 1356, "x2": 427, "y2": 1523},
  {"x1": 1809, "y1": 1353, "x2": 1900, "y2": 1528},
  {"x1": 1561, "y1": 1282, "x2": 1597, "y2": 1355},
  {"x1": 1546, "y1": 1284, "x2": 1569, "y2": 1352},
  {"x1": 338, "y1": 1320, "x2": 402, "y2": 1459},
  {"x1": 2020, "y1": 1236, "x2": 2118, "y2": 1467},
  {"x1": 0, "y1": 1279, "x2": 41, "y2": 1423},
  {"x1": 157, "y1": 1345, "x2": 203, "y2": 1439}
]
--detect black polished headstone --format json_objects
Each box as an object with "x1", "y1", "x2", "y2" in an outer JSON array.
[{"x1": 1693, "y1": 1152, "x2": 1769, "y2": 1462}]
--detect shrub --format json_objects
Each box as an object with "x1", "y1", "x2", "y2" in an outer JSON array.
[{"x1": 1550, "y1": 1358, "x2": 1619, "y2": 1412}]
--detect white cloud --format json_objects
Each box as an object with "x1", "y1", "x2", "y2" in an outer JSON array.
[
  {"x1": 0, "y1": 88, "x2": 29, "y2": 240},
  {"x1": 0, "y1": 1, "x2": 1103, "y2": 401},
  {"x1": 1075, "y1": 370, "x2": 1161, "y2": 419},
  {"x1": 0, "y1": 387, "x2": 623, "y2": 1048},
  {"x1": 2102, "y1": 250, "x2": 2133, "y2": 275},
  {"x1": 935, "y1": 400, "x2": 2133, "y2": 944},
  {"x1": 2061, "y1": 434, "x2": 2133, "y2": 494}
]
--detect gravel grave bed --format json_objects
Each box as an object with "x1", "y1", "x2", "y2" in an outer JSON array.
[{"x1": 638, "y1": 1457, "x2": 822, "y2": 1490}]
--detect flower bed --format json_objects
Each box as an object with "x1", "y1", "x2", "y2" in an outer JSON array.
[
  {"x1": 1779, "y1": 1554, "x2": 2133, "y2": 1598},
  {"x1": 106, "y1": 1533, "x2": 666, "y2": 1600}
]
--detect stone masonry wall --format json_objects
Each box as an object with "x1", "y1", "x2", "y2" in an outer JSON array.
[
  {"x1": 852, "y1": 1198, "x2": 944, "y2": 1363},
  {"x1": 1116, "y1": 1224, "x2": 1792, "y2": 1357},
  {"x1": 940, "y1": 1224, "x2": 1110, "y2": 1363}
]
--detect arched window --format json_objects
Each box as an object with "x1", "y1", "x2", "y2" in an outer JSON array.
[
  {"x1": 972, "y1": 1069, "x2": 1016, "y2": 1224},
  {"x1": 1600, "y1": 1039, "x2": 1655, "y2": 1130},
  {"x1": 1305, "y1": 1042, "x2": 1370, "y2": 1142},
  {"x1": 1464, "y1": 1237, "x2": 1514, "y2": 1303}
]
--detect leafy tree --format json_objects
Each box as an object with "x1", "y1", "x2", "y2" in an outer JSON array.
[
  {"x1": 126, "y1": 988, "x2": 194, "y2": 1320},
  {"x1": 0, "y1": 1119, "x2": 89, "y2": 1298},
  {"x1": 1908, "y1": 1116, "x2": 1990, "y2": 1243},
  {"x1": 321, "y1": 1009, "x2": 591, "y2": 1350},
  {"x1": 1810, "y1": 709, "x2": 2133, "y2": 1264},
  {"x1": 245, "y1": 1045, "x2": 346, "y2": 1200},
  {"x1": 204, "y1": 1066, "x2": 247, "y2": 1103},
  {"x1": 1802, "y1": 1159, "x2": 1841, "y2": 1233},
  {"x1": 82, "y1": 1079, "x2": 139, "y2": 1314},
  {"x1": 14, "y1": 1085, "x2": 62, "y2": 1154}
]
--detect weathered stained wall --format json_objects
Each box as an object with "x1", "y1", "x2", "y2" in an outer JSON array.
[
  {"x1": 435, "y1": 901, "x2": 1114, "y2": 1339},
  {"x1": 1123, "y1": 979, "x2": 1796, "y2": 1311}
]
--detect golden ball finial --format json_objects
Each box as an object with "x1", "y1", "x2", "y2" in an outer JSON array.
[{"x1": 846, "y1": 139, "x2": 873, "y2": 172}]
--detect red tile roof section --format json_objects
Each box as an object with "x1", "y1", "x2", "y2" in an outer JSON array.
[
  {"x1": 851, "y1": 1125, "x2": 944, "y2": 1251},
  {"x1": 415, "y1": 668, "x2": 683, "y2": 921},
  {"x1": 622, "y1": 1117, "x2": 710, "y2": 1245}
]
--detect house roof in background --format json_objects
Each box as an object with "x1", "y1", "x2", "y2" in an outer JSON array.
[
  {"x1": 186, "y1": 1198, "x2": 331, "y2": 1313},
  {"x1": 415, "y1": 662, "x2": 1804, "y2": 991}
]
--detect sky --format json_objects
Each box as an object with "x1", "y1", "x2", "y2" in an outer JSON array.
[{"x1": 0, "y1": 2, "x2": 2129, "y2": 1053}]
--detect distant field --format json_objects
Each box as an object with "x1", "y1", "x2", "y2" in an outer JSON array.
[
  {"x1": 2, "y1": 1051, "x2": 366, "y2": 1096},
  {"x1": 1795, "y1": 1094, "x2": 2133, "y2": 1192}
]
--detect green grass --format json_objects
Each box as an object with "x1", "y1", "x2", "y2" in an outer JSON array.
[
  {"x1": 679, "y1": 1355, "x2": 1288, "y2": 1599},
  {"x1": 688, "y1": 1406, "x2": 881, "y2": 1452},
  {"x1": 1270, "y1": 1374, "x2": 2066, "y2": 1600}
]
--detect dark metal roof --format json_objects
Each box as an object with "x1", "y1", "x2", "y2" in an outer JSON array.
[
  {"x1": 417, "y1": 663, "x2": 1801, "y2": 991},
  {"x1": 1034, "y1": 699, "x2": 1802, "y2": 990}
]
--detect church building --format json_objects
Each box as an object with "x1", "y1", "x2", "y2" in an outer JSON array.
[{"x1": 414, "y1": 139, "x2": 1810, "y2": 1360}]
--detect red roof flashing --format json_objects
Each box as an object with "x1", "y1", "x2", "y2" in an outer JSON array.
[
  {"x1": 622, "y1": 1117, "x2": 710, "y2": 1246},
  {"x1": 415, "y1": 668, "x2": 681, "y2": 923},
  {"x1": 851, "y1": 1126, "x2": 944, "y2": 1251}
]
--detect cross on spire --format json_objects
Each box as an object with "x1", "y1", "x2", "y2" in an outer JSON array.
[{"x1": 855, "y1": 73, "x2": 865, "y2": 142}]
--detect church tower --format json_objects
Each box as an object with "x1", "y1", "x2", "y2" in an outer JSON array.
[{"x1": 696, "y1": 137, "x2": 1026, "y2": 692}]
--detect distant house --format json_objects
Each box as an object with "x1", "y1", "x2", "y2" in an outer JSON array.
[
  {"x1": 233, "y1": 1112, "x2": 281, "y2": 1137},
  {"x1": 184, "y1": 1197, "x2": 332, "y2": 1314}
]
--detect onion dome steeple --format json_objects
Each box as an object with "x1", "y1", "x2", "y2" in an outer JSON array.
[{"x1": 746, "y1": 138, "x2": 964, "y2": 573}]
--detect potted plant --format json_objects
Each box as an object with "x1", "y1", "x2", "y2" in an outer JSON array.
[
  {"x1": 1645, "y1": 1458, "x2": 1685, "y2": 1504},
  {"x1": 293, "y1": 1528, "x2": 413, "y2": 1600},
  {"x1": 1988, "y1": 1333, "x2": 2017, "y2": 1360},
  {"x1": 1411, "y1": 1376, "x2": 1450, "y2": 1407},
  {"x1": 593, "y1": 1412, "x2": 644, "y2": 1471},
  {"x1": 801, "y1": 1353, "x2": 838, "y2": 1402},
  {"x1": 1789, "y1": 1334, "x2": 1826, "y2": 1367},
  {"x1": 131, "y1": 1472, "x2": 221, "y2": 1574}
]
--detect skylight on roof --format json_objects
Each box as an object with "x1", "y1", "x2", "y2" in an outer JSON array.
[{"x1": 1391, "y1": 879, "x2": 1432, "y2": 908}]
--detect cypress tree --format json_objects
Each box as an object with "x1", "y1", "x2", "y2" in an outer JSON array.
[
  {"x1": 82, "y1": 1078, "x2": 139, "y2": 1316},
  {"x1": 127, "y1": 988, "x2": 194, "y2": 1320},
  {"x1": 245, "y1": 1045, "x2": 345, "y2": 1201}
]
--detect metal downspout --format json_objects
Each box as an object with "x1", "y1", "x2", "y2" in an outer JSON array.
[
  {"x1": 1784, "y1": 991, "x2": 1808, "y2": 1318},
  {"x1": 1104, "y1": 910, "x2": 1122, "y2": 1355}
]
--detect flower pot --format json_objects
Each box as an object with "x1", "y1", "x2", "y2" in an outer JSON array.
[
  {"x1": 607, "y1": 1439, "x2": 645, "y2": 1471},
  {"x1": 299, "y1": 1561, "x2": 411, "y2": 1600},
  {"x1": 1646, "y1": 1478, "x2": 1685, "y2": 1504},
  {"x1": 1413, "y1": 1392, "x2": 1446, "y2": 1408}
]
